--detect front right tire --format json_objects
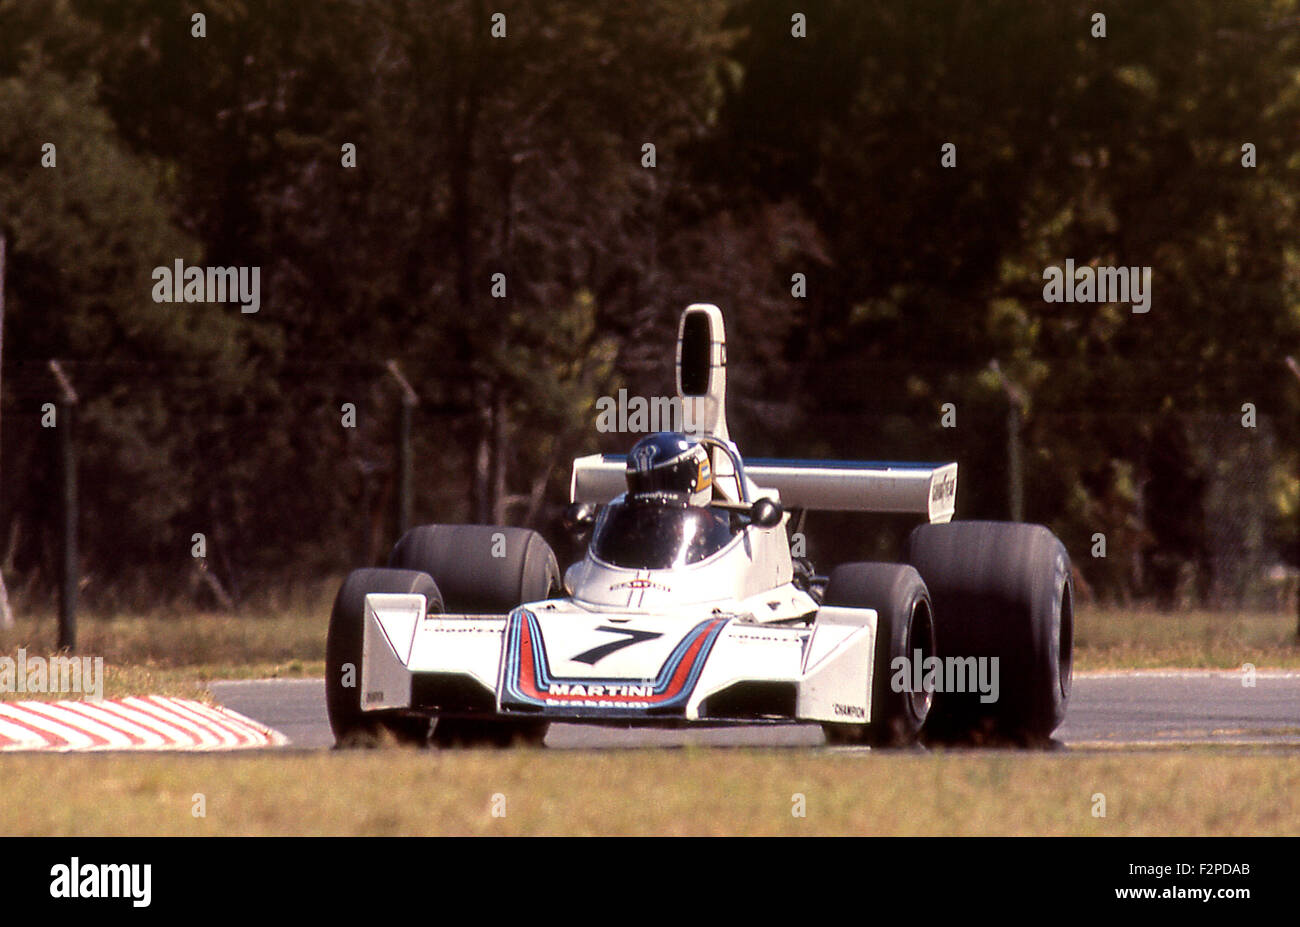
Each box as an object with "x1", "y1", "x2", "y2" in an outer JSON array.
[
  {"x1": 386, "y1": 524, "x2": 560, "y2": 747},
  {"x1": 325, "y1": 567, "x2": 442, "y2": 748}
]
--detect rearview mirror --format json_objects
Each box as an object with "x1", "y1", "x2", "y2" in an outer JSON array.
[
  {"x1": 562, "y1": 502, "x2": 598, "y2": 536},
  {"x1": 748, "y1": 498, "x2": 784, "y2": 529}
]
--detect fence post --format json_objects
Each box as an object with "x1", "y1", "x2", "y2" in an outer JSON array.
[
  {"x1": 990, "y1": 360, "x2": 1027, "y2": 523},
  {"x1": 386, "y1": 361, "x2": 418, "y2": 540},
  {"x1": 49, "y1": 360, "x2": 78, "y2": 650},
  {"x1": 0, "y1": 233, "x2": 11, "y2": 628},
  {"x1": 1007, "y1": 401, "x2": 1024, "y2": 523},
  {"x1": 1286, "y1": 356, "x2": 1300, "y2": 640}
]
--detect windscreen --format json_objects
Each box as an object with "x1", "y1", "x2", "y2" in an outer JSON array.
[{"x1": 591, "y1": 499, "x2": 737, "y2": 570}]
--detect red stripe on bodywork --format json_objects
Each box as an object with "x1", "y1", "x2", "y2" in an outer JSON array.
[{"x1": 515, "y1": 617, "x2": 723, "y2": 704}]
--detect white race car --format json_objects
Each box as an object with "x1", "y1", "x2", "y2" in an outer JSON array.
[{"x1": 326, "y1": 304, "x2": 1074, "y2": 747}]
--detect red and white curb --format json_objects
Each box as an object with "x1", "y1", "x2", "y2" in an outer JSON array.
[{"x1": 0, "y1": 696, "x2": 288, "y2": 751}]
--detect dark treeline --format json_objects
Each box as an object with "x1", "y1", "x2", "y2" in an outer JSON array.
[{"x1": 0, "y1": 0, "x2": 1297, "y2": 608}]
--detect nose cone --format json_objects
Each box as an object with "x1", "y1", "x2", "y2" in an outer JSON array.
[{"x1": 498, "y1": 607, "x2": 731, "y2": 716}]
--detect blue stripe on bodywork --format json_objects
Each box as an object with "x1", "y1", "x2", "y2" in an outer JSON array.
[
  {"x1": 499, "y1": 609, "x2": 727, "y2": 713},
  {"x1": 600, "y1": 454, "x2": 944, "y2": 471}
]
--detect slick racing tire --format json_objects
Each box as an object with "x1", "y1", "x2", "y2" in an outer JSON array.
[
  {"x1": 821, "y1": 563, "x2": 936, "y2": 747},
  {"x1": 907, "y1": 521, "x2": 1073, "y2": 745},
  {"x1": 326, "y1": 568, "x2": 442, "y2": 748},
  {"x1": 389, "y1": 525, "x2": 558, "y2": 748},
  {"x1": 388, "y1": 524, "x2": 561, "y2": 613}
]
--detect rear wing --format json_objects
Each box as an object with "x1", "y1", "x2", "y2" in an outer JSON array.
[
  {"x1": 573, "y1": 304, "x2": 957, "y2": 523},
  {"x1": 571, "y1": 454, "x2": 958, "y2": 524}
]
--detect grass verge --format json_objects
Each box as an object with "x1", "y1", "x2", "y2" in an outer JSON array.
[
  {"x1": 1073, "y1": 606, "x2": 1300, "y2": 670},
  {"x1": 0, "y1": 748, "x2": 1294, "y2": 836},
  {"x1": 0, "y1": 581, "x2": 332, "y2": 700}
]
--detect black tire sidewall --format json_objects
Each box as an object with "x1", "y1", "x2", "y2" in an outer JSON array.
[
  {"x1": 325, "y1": 567, "x2": 442, "y2": 741},
  {"x1": 1029, "y1": 539, "x2": 1073, "y2": 733},
  {"x1": 823, "y1": 563, "x2": 935, "y2": 744},
  {"x1": 388, "y1": 524, "x2": 560, "y2": 614},
  {"x1": 907, "y1": 521, "x2": 1073, "y2": 741}
]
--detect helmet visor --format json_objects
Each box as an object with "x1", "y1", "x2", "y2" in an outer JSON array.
[{"x1": 627, "y1": 452, "x2": 710, "y2": 498}]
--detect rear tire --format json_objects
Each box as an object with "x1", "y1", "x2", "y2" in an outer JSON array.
[
  {"x1": 907, "y1": 521, "x2": 1073, "y2": 745},
  {"x1": 326, "y1": 568, "x2": 442, "y2": 748},
  {"x1": 389, "y1": 525, "x2": 559, "y2": 747},
  {"x1": 388, "y1": 524, "x2": 560, "y2": 613},
  {"x1": 820, "y1": 563, "x2": 936, "y2": 747}
]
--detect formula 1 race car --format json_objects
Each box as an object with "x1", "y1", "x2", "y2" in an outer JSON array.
[{"x1": 326, "y1": 304, "x2": 1074, "y2": 748}]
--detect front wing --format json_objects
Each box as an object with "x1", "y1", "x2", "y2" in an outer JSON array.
[{"x1": 359, "y1": 594, "x2": 880, "y2": 726}]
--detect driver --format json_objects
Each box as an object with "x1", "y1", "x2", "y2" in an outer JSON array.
[{"x1": 625, "y1": 432, "x2": 713, "y2": 506}]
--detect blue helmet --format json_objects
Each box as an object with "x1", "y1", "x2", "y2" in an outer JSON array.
[{"x1": 625, "y1": 432, "x2": 712, "y2": 506}]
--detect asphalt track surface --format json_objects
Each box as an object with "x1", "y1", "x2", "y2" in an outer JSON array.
[{"x1": 210, "y1": 671, "x2": 1300, "y2": 750}]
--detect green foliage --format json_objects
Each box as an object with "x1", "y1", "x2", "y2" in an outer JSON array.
[
  {"x1": 0, "y1": 0, "x2": 1295, "y2": 604},
  {"x1": 0, "y1": 55, "x2": 258, "y2": 583},
  {"x1": 718, "y1": 0, "x2": 1300, "y2": 599}
]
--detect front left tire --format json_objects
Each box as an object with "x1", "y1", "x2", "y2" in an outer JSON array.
[{"x1": 820, "y1": 562, "x2": 936, "y2": 746}]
